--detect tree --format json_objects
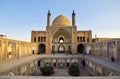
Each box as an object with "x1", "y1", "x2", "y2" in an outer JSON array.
[
  {"x1": 69, "y1": 64, "x2": 80, "y2": 76},
  {"x1": 40, "y1": 66, "x2": 54, "y2": 76}
]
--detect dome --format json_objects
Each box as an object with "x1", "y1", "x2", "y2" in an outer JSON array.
[{"x1": 52, "y1": 15, "x2": 71, "y2": 26}]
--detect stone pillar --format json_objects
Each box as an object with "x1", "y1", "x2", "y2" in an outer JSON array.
[
  {"x1": 16, "y1": 42, "x2": 19, "y2": 59},
  {"x1": 46, "y1": 26, "x2": 51, "y2": 54},
  {"x1": 71, "y1": 26, "x2": 77, "y2": 53}
]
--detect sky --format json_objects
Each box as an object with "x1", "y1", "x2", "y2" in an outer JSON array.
[{"x1": 0, "y1": 0, "x2": 120, "y2": 42}]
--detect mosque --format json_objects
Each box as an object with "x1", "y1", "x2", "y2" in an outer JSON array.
[
  {"x1": 0, "y1": 11, "x2": 120, "y2": 78},
  {"x1": 31, "y1": 10, "x2": 92, "y2": 54}
]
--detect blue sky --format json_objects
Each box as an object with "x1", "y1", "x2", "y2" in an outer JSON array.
[{"x1": 0, "y1": 0, "x2": 120, "y2": 42}]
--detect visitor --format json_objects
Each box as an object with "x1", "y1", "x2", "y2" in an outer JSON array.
[
  {"x1": 111, "y1": 56, "x2": 115, "y2": 62},
  {"x1": 32, "y1": 50, "x2": 34, "y2": 54}
]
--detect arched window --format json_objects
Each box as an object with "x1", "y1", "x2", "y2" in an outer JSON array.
[
  {"x1": 34, "y1": 37, "x2": 36, "y2": 42},
  {"x1": 59, "y1": 37, "x2": 64, "y2": 43},
  {"x1": 38, "y1": 37, "x2": 40, "y2": 42}
]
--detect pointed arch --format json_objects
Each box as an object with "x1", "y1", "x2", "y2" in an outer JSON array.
[
  {"x1": 77, "y1": 44, "x2": 84, "y2": 53},
  {"x1": 58, "y1": 44, "x2": 65, "y2": 53}
]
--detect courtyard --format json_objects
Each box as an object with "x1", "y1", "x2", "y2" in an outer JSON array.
[
  {"x1": 34, "y1": 67, "x2": 91, "y2": 76},
  {"x1": 1, "y1": 54, "x2": 120, "y2": 76}
]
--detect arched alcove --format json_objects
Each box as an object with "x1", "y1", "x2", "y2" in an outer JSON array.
[
  {"x1": 58, "y1": 44, "x2": 65, "y2": 53},
  {"x1": 39, "y1": 44, "x2": 45, "y2": 54},
  {"x1": 77, "y1": 44, "x2": 84, "y2": 54}
]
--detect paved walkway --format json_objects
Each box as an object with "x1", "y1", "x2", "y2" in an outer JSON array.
[
  {"x1": 85, "y1": 55, "x2": 120, "y2": 72},
  {"x1": 53, "y1": 68, "x2": 69, "y2": 76},
  {"x1": 80, "y1": 67, "x2": 91, "y2": 76}
]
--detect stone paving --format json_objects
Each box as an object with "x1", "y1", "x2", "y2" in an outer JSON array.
[
  {"x1": 85, "y1": 55, "x2": 120, "y2": 72},
  {"x1": 53, "y1": 68, "x2": 69, "y2": 76},
  {"x1": 80, "y1": 67, "x2": 91, "y2": 76}
]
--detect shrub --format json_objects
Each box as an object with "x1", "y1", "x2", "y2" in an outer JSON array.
[
  {"x1": 69, "y1": 64, "x2": 80, "y2": 76},
  {"x1": 40, "y1": 66, "x2": 54, "y2": 76}
]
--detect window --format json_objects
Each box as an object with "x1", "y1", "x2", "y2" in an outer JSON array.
[
  {"x1": 34, "y1": 37, "x2": 36, "y2": 42},
  {"x1": 77, "y1": 37, "x2": 79, "y2": 42},
  {"x1": 38, "y1": 37, "x2": 40, "y2": 42},
  {"x1": 44, "y1": 37, "x2": 46, "y2": 42},
  {"x1": 83, "y1": 37, "x2": 85, "y2": 42},
  {"x1": 80, "y1": 37, "x2": 82, "y2": 42},
  {"x1": 59, "y1": 37, "x2": 64, "y2": 43},
  {"x1": 41, "y1": 37, "x2": 43, "y2": 42}
]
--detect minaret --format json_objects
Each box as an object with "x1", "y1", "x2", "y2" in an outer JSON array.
[
  {"x1": 47, "y1": 10, "x2": 51, "y2": 26},
  {"x1": 72, "y1": 10, "x2": 76, "y2": 26}
]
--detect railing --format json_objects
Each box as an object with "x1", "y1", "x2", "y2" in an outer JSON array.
[
  {"x1": 37, "y1": 53, "x2": 80, "y2": 58},
  {"x1": 52, "y1": 42, "x2": 71, "y2": 44}
]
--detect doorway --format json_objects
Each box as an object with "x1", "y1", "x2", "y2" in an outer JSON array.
[
  {"x1": 39, "y1": 44, "x2": 45, "y2": 54},
  {"x1": 58, "y1": 44, "x2": 65, "y2": 53},
  {"x1": 77, "y1": 44, "x2": 84, "y2": 54}
]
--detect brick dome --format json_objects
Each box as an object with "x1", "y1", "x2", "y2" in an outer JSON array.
[{"x1": 52, "y1": 15, "x2": 71, "y2": 26}]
